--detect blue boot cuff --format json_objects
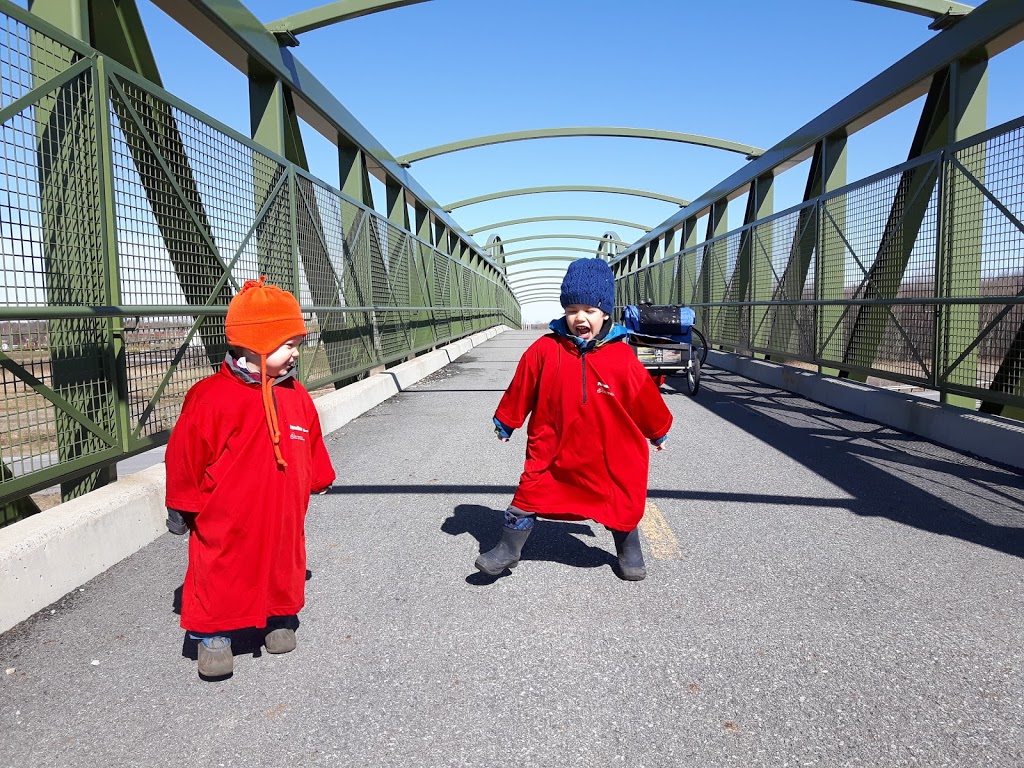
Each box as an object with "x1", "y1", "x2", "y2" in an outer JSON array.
[{"x1": 503, "y1": 509, "x2": 535, "y2": 530}]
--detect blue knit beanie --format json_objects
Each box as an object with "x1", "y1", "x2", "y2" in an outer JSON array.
[{"x1": 559, "y1": 258, "x2": 615, "y2": 313}]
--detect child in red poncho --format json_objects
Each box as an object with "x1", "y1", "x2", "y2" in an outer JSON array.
[
  {"x1": 165, "y1": 277, "x2": 335, "y2": 678},
  {"x1": 478, "y1": 258, "x2": 672, "y2": 581}
]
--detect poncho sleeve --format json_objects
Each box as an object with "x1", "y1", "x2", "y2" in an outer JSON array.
[
  {"x1": 494, "y1": 340, "x2": 543, "y2": 429},
  {"x1": 627, "y1": 359, "x2": 673, "y2": 441},
  {"x1": 164, "y1": 390, "x2": 214, "y2": 515},
  {"x1": 307, "y1": 407, "x2": 336, "y2": 492}
]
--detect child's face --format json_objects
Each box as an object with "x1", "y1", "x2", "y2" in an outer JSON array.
[
  {"x1": 564, "y1": 305, "x2": 609, "y2": 341},
  {"x1": 264, "y1": 334, "x2": 305, "y2": 377}
]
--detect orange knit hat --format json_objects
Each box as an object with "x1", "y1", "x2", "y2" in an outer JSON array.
[
  {"x1": 226, "y1": 276, "x2": 307, "y2": 354},
  {"x1": 225, "y1": 277, "x2": 307, "y2": 468}
]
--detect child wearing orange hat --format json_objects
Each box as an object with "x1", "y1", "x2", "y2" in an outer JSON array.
[{"x1": 165, "y1": 277, "x2": 335, "y2": 678}]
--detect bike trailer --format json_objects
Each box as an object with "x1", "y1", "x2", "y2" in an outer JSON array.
[
  {"x1": 622, "y1": 304, "x2": 705, "y2": 395},
  {"x1": 622, "y1": 304, "x2": 695, "y2": 344}
]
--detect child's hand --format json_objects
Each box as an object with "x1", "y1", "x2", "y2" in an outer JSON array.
[
  {"x1": 653, "y1": 441, "x2": 666, "y2": 452},
  {"x1": 492, "y1": 417, "x2": 514, "y2": 442}
]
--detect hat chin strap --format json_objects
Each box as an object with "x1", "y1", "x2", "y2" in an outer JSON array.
[{"x1": 259, "y1": 355, "x2": 287, "y2": 468}]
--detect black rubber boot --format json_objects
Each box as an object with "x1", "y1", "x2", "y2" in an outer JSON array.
[
  {"x1": 475, "y1": 526, "x2": 532, "y2": 575},
  {"x1": 611, "y1": 528, "x2": 647, "y2": 581}
]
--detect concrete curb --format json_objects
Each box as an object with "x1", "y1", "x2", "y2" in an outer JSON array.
[
  {"x1": 0, "y1": 326, "x2": 508, "y2": 634},
  {"x1": 708, "y1": 350, "x2": 1024, "y2": 471}
]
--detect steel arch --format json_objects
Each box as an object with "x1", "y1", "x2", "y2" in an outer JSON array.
[
  {"x1": 397, "y1": 127, "x2": 764, "y2": 165},
  {"x1": 266, "y1": 1, "x2": 973, "y2": 39},
  {"x1": 468, "y1": 216, "x2": 651, "y2": 236},
  {"x1": 266, "y1": 1, "x2": 433, "y2": 38},
  {"x1": 515, "y1": 292, "x2": 564, "y2": 302},
  {"x1": 444, "y1": 185, "x2": 689, "y2": 211},
  {"x1": 505, "y1": 267, "x2": 578, "y2": 279},
  {"x1": 482, "y1": 233, "x2": 630, "y2": 248},
  {"x1": 511, "y1": 286, "x2": 565, "y2": 299},
  {"x1": 509, "y1": 270, "x2": 573, "y2": 282},
  {"x1": 499, "y1": 246, "x2": 606, "y2": 259},
  {"x1": 503, "y1": 256, "x2": 583, "y2": 268},
  {"x1": 851, "y1": 1, "x2": 973, "y2": 21},
  {"x1": 518, "y1": 297, "x2": 565, "y2": 306}
]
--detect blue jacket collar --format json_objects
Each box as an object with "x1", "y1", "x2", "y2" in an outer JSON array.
[{"x1": 548, "y1": 317, "x2": 629, "y2": 351}]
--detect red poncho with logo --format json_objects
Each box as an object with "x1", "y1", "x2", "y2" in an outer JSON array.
[
  {"x1": 495, "y1": 327, "x2": 672, "y2": 531},
  {"x1": 165, "y1": 363, "x2": 336, "y2": 633}
]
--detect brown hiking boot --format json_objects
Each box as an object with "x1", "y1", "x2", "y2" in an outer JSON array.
[
  {"x1": 265, "y1": 628, "x2": 297, "y2": 654},
  {"x1": 197, "y1": 637, "x2": 233, "y2": 677}
]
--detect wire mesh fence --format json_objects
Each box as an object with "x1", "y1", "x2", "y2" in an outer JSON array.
[
  {"x1": 618, "y1": 117, "x2": 1024, "y2": 411},
  {"x1": 0, "y1": 11, "x2": 518, "y2": 515}
]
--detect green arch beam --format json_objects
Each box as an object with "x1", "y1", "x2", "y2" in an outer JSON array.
[
  {"x1": 511, "y1": 279, "x2": 570, "y2": 289},
  {"x1": 503, "y1": 256, "x2": 584, "y2": 268},
  {"x1": 515, "y1": 291, "x2": 564, "y2": 301},
  {"x1": 260, "y1": 0, "x2": 965, "y2": 36},
  {"x1": 500, "y1": 246, "x2": 606, "y2": 259},
  {"x1": 509, "y1": 276, "x2": 569, "y2": 288},
  {"x1": 510, "y1": 285, "x2": 564, "y2": 296},
  {"x1": 519, "y1": 297, "x2": 565, "y2": 306},
  {"x1": 851, "y1": 1, "x2": 973, "y2": 20},
  {"x1": 445, "y1": 185, "x2": 689, "y2": 211},
  {"x1": 514, "y1": 284, "x2": 562, "y2": 291},
  {"x1": 516, "y1": 298, "x2": 563, "y2": 307},
  {"x1": 508, "y1": 283, "x2": 569, "y2": 294},
  {"x1": 486, "y1": 233, "x2": 630, "y2": 248},
  {"x1": 468, "y1": 216, "x2": 651, "y2": 236},
  {"x1": 266, "y1": 1, "x2": 432, "y2": 37},
  {"x1": 506, "y1": 267, "x2": 579, "y2": 279},
  {"x1": 397, "y1": 127, "x2": 764, "y2": 165}
]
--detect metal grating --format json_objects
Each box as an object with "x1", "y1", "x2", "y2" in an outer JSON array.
[
  {"x1": 0, "y1": 17, "x2": 517, "y2": 511},
  {"x1": 944, "y1": 124, "x2": 1024, "y2": 399}
]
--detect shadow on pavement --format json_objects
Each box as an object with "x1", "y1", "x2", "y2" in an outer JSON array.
[
  {"x1": 442, "y1": 504, "x2": 617, "y2": 584},
  {"x1": 686, "y1": 368, "x2": 1024, "y2": 558}
]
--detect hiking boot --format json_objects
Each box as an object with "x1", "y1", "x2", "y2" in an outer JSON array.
[
  {"x1": 197, "y1": 636, "x2": 233, "y2": 677},
  {"x1": 611, "y1": 527, "x2": 647, "y2": 581},
  {"x1": 265, "y1": 628, "x2": 297, "y2": 654}
]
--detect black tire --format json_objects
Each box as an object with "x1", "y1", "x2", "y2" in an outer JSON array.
[
  {"x1": 684, "y1": 357, "x2": 701, "y2": 395},
  {"x1": 690, "y1": 328, "x2": 709, "y2": 366}
]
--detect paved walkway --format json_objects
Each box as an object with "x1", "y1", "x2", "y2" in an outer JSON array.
[{"x1": 1, "y1": 330, "x2": 1022, "y2": 767}]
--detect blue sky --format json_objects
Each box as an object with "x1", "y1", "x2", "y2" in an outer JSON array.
[{"x1": 115, "y1": 2, "x2": 1024, "y2": 319}]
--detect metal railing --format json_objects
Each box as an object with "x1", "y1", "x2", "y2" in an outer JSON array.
[
  {"x1": 0, "y1": 7, "x2": 519, "y2": 517},
  {"x1": 616, "y1": 116, "x2": 1024, "y2": 411}
]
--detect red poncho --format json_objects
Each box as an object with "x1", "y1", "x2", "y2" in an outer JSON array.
[
  {"x1": 495, "y1": 328, "x2": 672, "y2": 531},
  {"x1": 165, "y1": 363, "x2": 336, "y2": 633}
]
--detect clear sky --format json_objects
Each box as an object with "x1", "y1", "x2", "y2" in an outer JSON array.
[{"x1": 87, "y1": 1, "x2": 1024, "y2": 321}]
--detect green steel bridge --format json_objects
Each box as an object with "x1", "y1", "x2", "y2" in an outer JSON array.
[{"x1": 1, "y1": 0, "x2": 1024, "y2": 524}]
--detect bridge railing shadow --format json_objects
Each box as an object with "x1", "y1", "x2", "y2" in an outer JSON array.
[{"x1": 659, "y1": 367, "x2": 1024, "y2": 558}]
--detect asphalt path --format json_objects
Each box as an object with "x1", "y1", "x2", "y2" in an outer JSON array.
[{"x1": 1, "y1": 329, "x2": 1022, "y2": 767}]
